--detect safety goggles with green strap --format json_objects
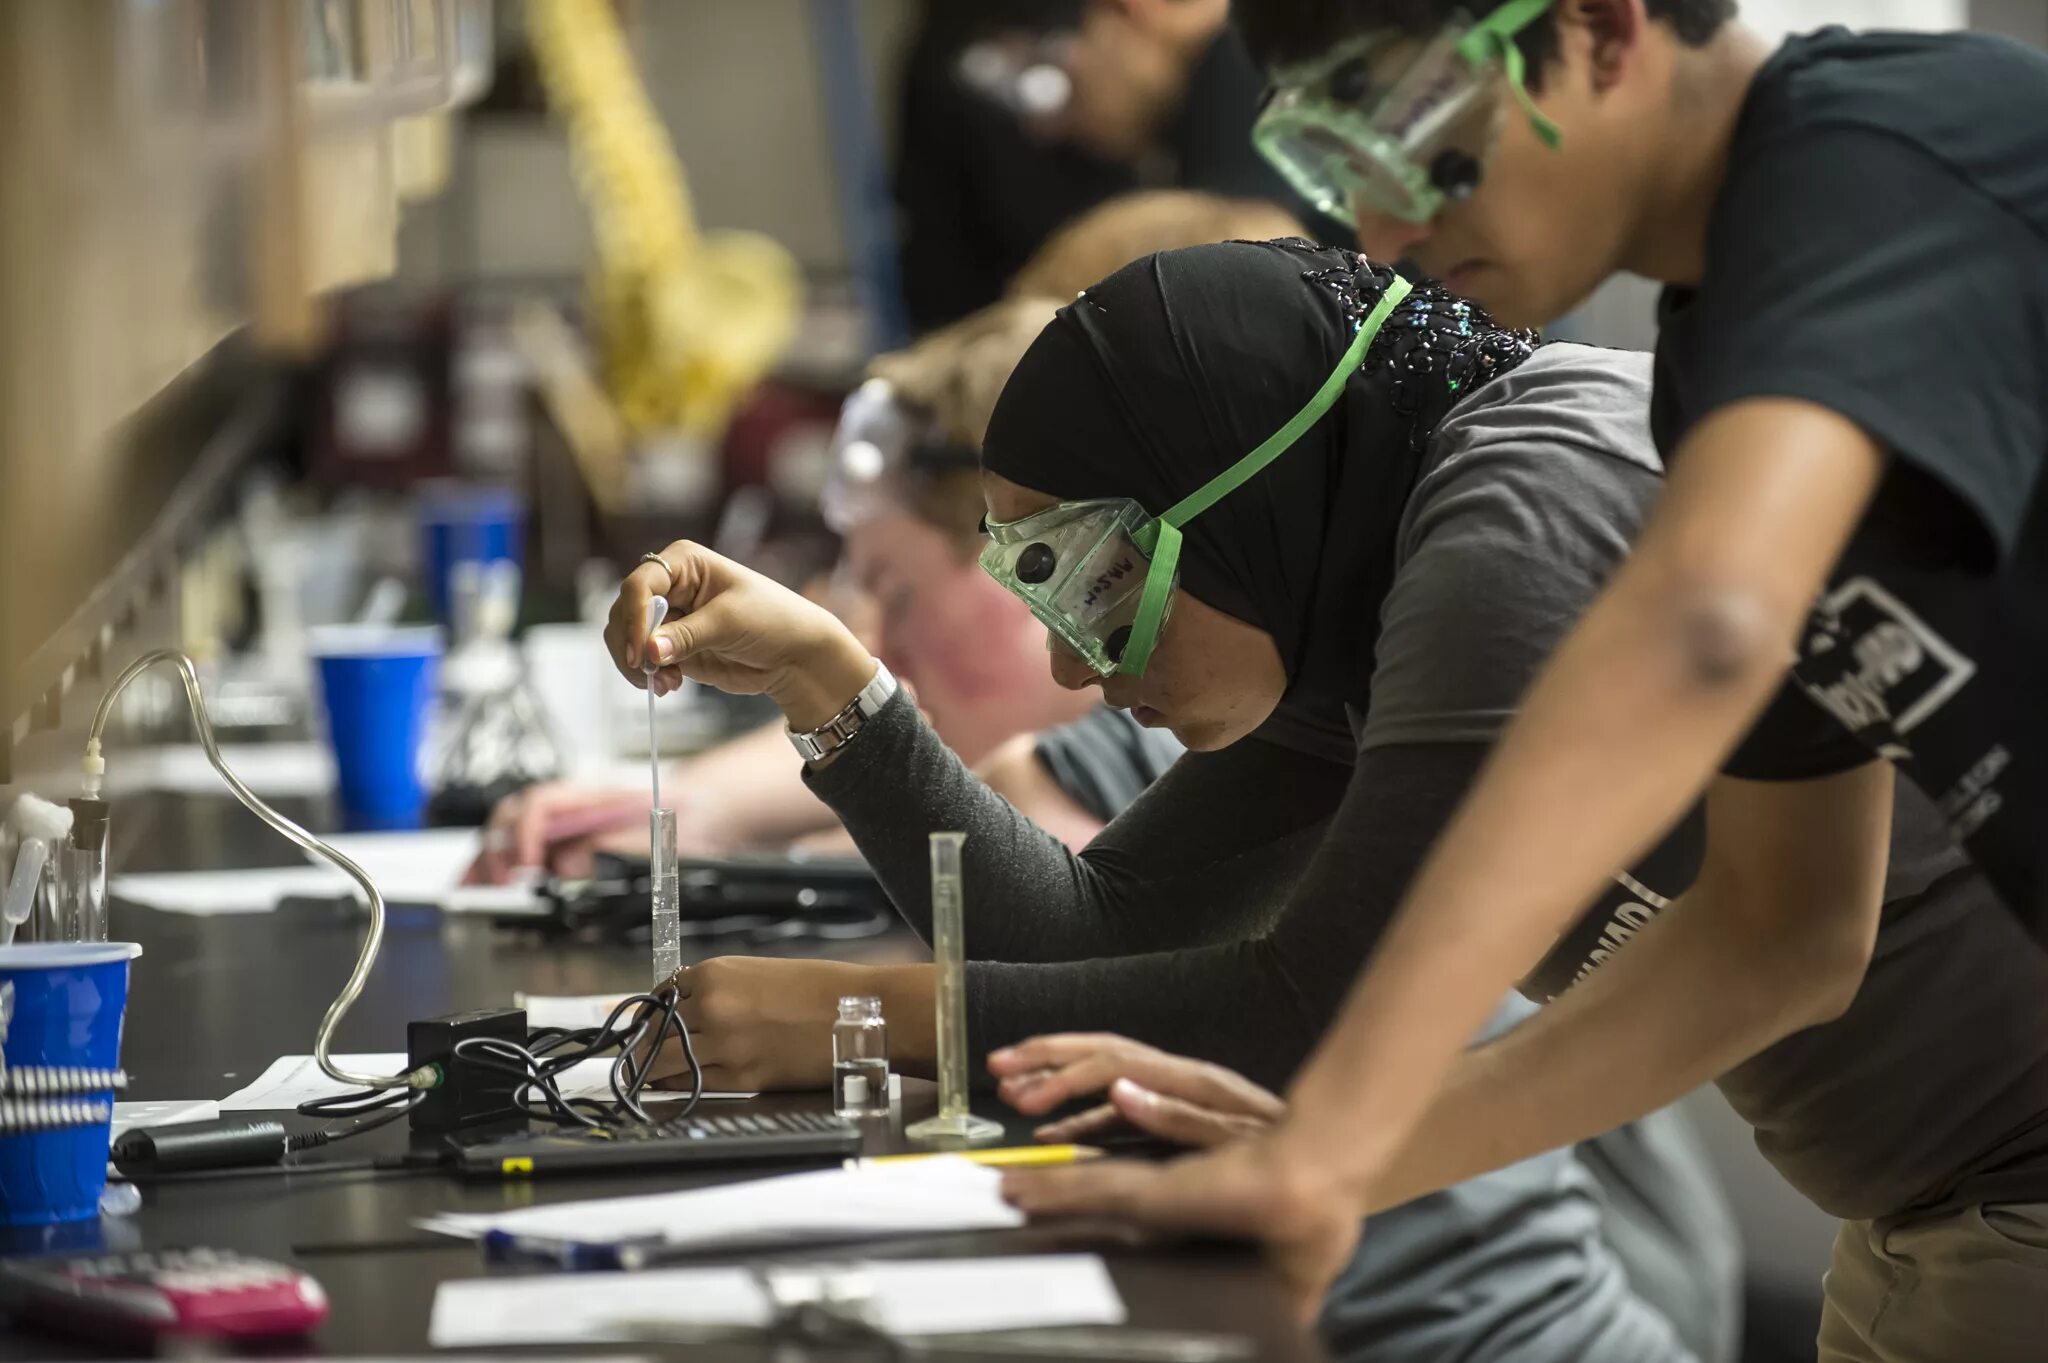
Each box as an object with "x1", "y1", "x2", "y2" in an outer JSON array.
[
  {"x1": 1253, "y1": 0, "x2": 1560, "y2": 228},
  {"x1": 980, "y1": 275, "x2": 1412, "y2": 677}
]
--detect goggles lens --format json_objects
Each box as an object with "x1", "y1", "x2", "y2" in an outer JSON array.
[
  {"x1": 980, "y1": 500, "x2": 1167, "y2": 678},
  {"x1": 1253, "y1": 0, "x2": 1558, "y2": 225},
  {"x1": 1258, "y1": 100, "x2": 1442, "y2": 228}
]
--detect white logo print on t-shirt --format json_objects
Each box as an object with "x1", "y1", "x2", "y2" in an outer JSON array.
[{"x1": 1796, "y1": 576, "x2": 1977, "y2": 760}]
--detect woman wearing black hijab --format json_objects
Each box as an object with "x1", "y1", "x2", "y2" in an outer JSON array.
[
  {"x1": 606, "y1": 238, "x2": 1750, "y2": 1362},
  {"x1": 611, "y1": 239, "x2": 1713, "y2": 1081}
]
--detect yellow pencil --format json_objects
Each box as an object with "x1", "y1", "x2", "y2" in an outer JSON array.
[{"x1": 849, "y1": 1144, "x2": 1104, "y2": 1169}]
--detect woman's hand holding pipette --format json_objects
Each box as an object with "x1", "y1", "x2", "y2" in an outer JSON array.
[{"x1": 607, "y1": 542, "x2": 879, "y2": 734}]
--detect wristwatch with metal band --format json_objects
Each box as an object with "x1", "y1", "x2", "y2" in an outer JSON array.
[{"x1": 786, "y1": 661, "x2": 897, "y2": 762}]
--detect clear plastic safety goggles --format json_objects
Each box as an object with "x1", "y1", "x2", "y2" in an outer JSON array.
[
  {"x1": 1252, "y1": 0, "x2": 1560, "y2": 228},
  {"x1": 980, "y1": 274, "x2": 1412, "y2": 678},
  {"x1": 822, "y1": 378, "x2": 915, "y2": 533},
  {"x1": 822, "y1": 378, "x2": 978, "y2": 534}
]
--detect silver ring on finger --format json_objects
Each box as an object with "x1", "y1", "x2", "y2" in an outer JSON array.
[{"x1": 637, "y1": 551, "x2": 676, "y2": 589}]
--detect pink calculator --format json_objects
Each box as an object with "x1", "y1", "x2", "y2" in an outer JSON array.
[{"x1": 0, "y1": 1247, "x2": 328, "y2": 1344}]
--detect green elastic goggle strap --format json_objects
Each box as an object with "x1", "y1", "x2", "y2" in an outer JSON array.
[
  {"x1": 1455, "y1": 0, "x2": 1561, "y2": 150},
  {"x1": 1117, "y1": 274, "x2": 1414, "y2": 675}
]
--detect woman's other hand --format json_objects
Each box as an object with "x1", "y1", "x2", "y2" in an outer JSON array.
[{"x1": 988, "y1": 1033, "x2": 1286, "y2": 1148}]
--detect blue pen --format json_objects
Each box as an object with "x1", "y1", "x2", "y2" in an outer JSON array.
[{"x1": 480, "y1": 1230, "x2": 666, "y2": 1270}]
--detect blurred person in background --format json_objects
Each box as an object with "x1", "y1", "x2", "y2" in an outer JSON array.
[
  {"x1": 895, "y1": 0, "x2": 1333, "y2": 329},
  {"x1": 988, "y1": 5, "x2": 2048, "y2": 1361},
  {"x1": 605, "y1": 239, "x2": 1746, "y2": 1363},
  {"x1": 895, "y1": 0, "x2": 1131, "y2": 328},
  {"x1": 1048, "y1": 0, "x2": 1289, "y2": 198},
  {"x1": 472, "y1": 191, "x2": 1298, "y2": 881}
]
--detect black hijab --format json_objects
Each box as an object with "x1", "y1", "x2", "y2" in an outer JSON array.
[{"x1": 981, "y1": 237, "x2": 1538, "y2": 713}]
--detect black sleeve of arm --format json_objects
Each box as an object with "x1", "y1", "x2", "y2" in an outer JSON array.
[
  {"x1": 1721, "y1": 681, "x2": 1876, "y2": 782},
  {"x1": 802, "y1": 690, "x2": 1348, "y2": 964},
  {"x1": 1675, "y1": 126, "x2": 2047, "y2": 563},
  {"x1": 1670, "y1": 129, "x2": 2048, "y2": 782},
  {"x1": 963, "y1": 741, "x2": 1489, "y2": 1091},
  {"x1": 955, "y1": 739, "x2": 1711, "y2": 1088}
]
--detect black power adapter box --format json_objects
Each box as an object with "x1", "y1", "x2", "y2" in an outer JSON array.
[{"x1": 407, "y1": 1007, "x2": 528, "y2": 1132}]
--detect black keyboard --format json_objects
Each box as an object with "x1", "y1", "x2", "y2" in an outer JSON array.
[{"x1": 445, "y1": 1109, "x2": 863, "y2": 1178}]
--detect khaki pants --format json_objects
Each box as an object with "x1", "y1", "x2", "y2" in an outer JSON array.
[{"x1": 1817, "y1": 1202, "x2": 2048, "y2": 1362}]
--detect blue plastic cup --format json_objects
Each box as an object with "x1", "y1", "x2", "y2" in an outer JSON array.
[
  {"x1": 418, "y1": 482, "x2": 524, "y2": 622},
  {"x1": 310, "y1": 625, "x2": 444, "y2": 831},
  {"x1": 0, "y1": 942, "x2": 143, "y2": 1226}
]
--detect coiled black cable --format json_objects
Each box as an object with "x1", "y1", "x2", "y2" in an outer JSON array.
[
  {"x1": 450, "y1": 989, "x2": 702, "y2": 1129},
  {"x1": 290, "y1": 991, "x2": 702, "y2": 1143},
  {"x1": 112, "y1": 1090, "x2": 430, "y2": 1181},
  {"x1": 119, "y1": 997, "x2": 699, "y2": 1184}
]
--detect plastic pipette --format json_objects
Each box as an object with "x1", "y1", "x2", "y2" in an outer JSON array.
[
  {"x1": 1, "y1": 840, "x2": 46, "y2": 947},
  {"x1": 2, "y1": 795, "x2": 72, "y2": 946},
  {"x1": 642, "y1": 596, "x2": 668, "y2": 807}
]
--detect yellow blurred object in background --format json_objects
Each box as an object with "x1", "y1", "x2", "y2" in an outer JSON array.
[
  {"x1": 529, "y1": 0, "x2": 802, "y2": 442},
  {"x1": 395, "y1": 114, "x2": 456, "y2": 205}
]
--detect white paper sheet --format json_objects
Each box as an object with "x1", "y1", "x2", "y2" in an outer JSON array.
[
  {"x1": 515, "y1": 992, "x2": 623, "y2": 1030},
  {"x1": 110, "y1": 1099, "x2": 220, "y2": 1138},
  {"x1": 108, "y1": 865, "x2": 353, "y2": 915},
  {"x1": 110, "y1": 829, "x2": 543, "y2": 916},
  {"x1": 219, "y1": 1053, "x2": 751, "y2": 1110},
  {"x1": 432, "y1": 1268, "x2": 763, "y2": 1347},
  {"x1": 330, "y1": 828, "x2": 486, "y2": 884},
  {"x1": 427, "y1": 1255, "x2": 1125, "y2": 1346},
  {"x1": 417, "y1": 1157, "x2": 1024, "y2": 1252}
]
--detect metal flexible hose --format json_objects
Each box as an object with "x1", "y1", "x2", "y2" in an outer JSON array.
[{"x1": 88, "y1": 650, "x2": 435, "y2": 1093}]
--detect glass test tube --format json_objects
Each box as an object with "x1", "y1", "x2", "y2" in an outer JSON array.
[
  {"x1": 905, "y1": 832, "x2": 1002, "y2": 1144},
  {"x1": 58, "y1": 799, "x2": 109, "y2": 943},
  {"x1": 649, "y1": 807, "x2": 682, "y2": 988},
  {"x1": 30, "y1": 844, "x2": 62, "y2": 943}
]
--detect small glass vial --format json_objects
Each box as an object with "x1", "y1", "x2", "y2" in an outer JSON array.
[{"x1": 832, "y1": 996, "x2": 890, "y2": 1118}]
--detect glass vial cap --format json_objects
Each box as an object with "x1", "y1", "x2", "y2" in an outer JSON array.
[{"x1": 837, "y1": 996, "x2": 883, "y2": 1021}]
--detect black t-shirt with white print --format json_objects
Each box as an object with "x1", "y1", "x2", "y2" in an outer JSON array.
[{"x1": 1651, "y1": 26, "x2": 2048, "y2": 938}]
